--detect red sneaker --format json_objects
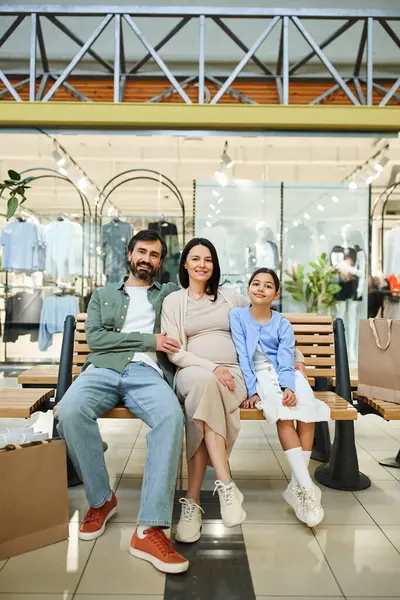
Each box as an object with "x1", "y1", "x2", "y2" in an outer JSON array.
[
  {"x1": 79, "y1": 492, "x2": 118, "y2": 541},
  {"x1": 130, "y1": 527, "x2": 189, "y2": 574}
]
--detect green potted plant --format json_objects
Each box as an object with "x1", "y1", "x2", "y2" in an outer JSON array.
[
  {"x1": 0, "y1": 170, "x2": 32, "y2": 218},
  {"x1": 284, "y1": 253, "x2": 342, "y2": 314}
]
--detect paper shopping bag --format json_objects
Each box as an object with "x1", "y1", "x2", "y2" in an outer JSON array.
[
  {"x1": 0, "y1": 439, "x2": 69, "y2": 559},
  {"x1": 358, "y1": 318, "x2": 400, "y2": 404}
]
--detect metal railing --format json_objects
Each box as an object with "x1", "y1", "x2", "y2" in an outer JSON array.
[{"x1": 0, "y1": 5, "x2": 399, "y2": 104}]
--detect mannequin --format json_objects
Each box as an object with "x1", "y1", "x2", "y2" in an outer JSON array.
[
  {"x1": 246, "y1": 221, "x2": 279, "y2": 272},
  {"x1": 330, "y1": 224, "x2": 366, "y2": 362}
]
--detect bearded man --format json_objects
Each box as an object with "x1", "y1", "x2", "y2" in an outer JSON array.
[{"x1": 56, "y1": 230, "x2": 189, "y2": 574}]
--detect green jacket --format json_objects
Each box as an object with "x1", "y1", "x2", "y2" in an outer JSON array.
[{"x1": 84, "y1": 279, "x2": 179, "y2": 387}]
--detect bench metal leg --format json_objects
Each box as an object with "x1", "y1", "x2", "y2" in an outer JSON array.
[
  {"x1": 314, "y1": 318, "x2": 371, "y2": 491},
  {"x1": 312, "y1": 422, "x2": 331, "y2": 462},
  {"x1": 311, "y1": 378, "x2": 331, "y2": 462},
  {"x1": 315, "y1": 420, "x2": 371, "y2": 490},
  {"x1": 378, "y1": 448, "x2": 400, "y2": 469}
]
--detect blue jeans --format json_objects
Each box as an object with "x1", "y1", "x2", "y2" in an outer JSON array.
[{"x1": 56, "y1": 362, "x2": 184, "y2": 527}]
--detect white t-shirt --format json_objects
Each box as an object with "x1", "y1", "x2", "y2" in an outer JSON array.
[{"x1": 121, "y1": 286, "x2": 162, "y2": 377}]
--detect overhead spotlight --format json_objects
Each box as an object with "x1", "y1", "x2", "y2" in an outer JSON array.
[
  {"x1": 365, "y1": 170, "x2": 375, "y2": 185},
  {"x1": 212, "y1": 190, "x2": 220, "y2": 198},
  {"x1": 304, "y1": 212, "x2": 310, "y2": 220},
  {"x1": 77, "y1": 176, "x2": 88, "y2": 191},
  {"x1": 214, "y1": 169, "x2": 229, "y2": 187},
  {"x1": 348, "y1": 181, "x2": 358, "y2": 190},
  {"x1": 320, "y1": 234, "x2": 326, "y2": 240},
  {"x1": 332, "y1": 195, "x2": 340, "y2": 203},
  {"x1": 373, "y1": 154, "x2": 389, "y2": 173},
  {"x1": 216, "y1": 209, "x2": 221, "y2": 215},
  {"x1": 208, "y1": 213, "x2": 213, "y2": 218},
  {"x1": 205, "y1": 221, "x2": 212, "y2": 227},
  {"x1": 317, "y1": 204, "x2": 325, "y2": 211},
  {"x1": 58, "y1": 167, "x2": 68, "y2": 176},
  {"x1": 217, "y1": 197, "x2": 224, "y2": 204},
  {"x1": 220, "y1": 141, "x2": 234, "y2": 169},
  {"x1": 292, "y1": 220, "x2": 299, "y2": 227},
  {"x1": 209, "y1": 203, "x2": 216, "y2": 210}
]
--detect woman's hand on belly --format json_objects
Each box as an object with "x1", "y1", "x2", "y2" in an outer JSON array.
[{"x1": 213, "y1": 366, "x2": 236, "y2": 391}]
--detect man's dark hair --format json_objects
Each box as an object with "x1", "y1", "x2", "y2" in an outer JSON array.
[
  {"x1": 128, "y1": 229, "x2": 168, "y2": 261},
  {"x1": 179, "y1": 237, "x2": 221, "y2": 302}
]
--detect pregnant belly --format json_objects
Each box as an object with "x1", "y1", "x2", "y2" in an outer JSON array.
[{"x1": 187, "y1": 332, "x2": 238, "y2": 365}]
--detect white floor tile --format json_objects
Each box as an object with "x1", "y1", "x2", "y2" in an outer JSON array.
[
  {"x1": 366, "y1": 450, "x2": 400, "y2": 482},
  {"x1": 76, "y1": 523, "x2": 165, "y2": 595},
  {"x1": 229, "y1": 448, "x2": 286, "y2": 480},
  {"x1": 98, "y1": 418, "x2": 142, "y2": 429},
  {"x1": 354, "y1": 480, "x2": 400, "y2": 525},
  {"x1": 100, "y1": 425, "x2": 140, "y2": 448},
  {"x1": 75, "y1": 596, "x2": 163, "y2": 600},
  {"x1": 243, "y1": 523, "x2": 341, "y2": 597},
  {"x1": 315, "y1": 524, "x2": 400, "y2": 597},
  {"x1": 256, "y1": 597, "x2": 343, "y2": 600},
  {"x1": 0, "y1": 595, "x2": 73, "y2": 600},
  {"x1": 0, "y1": 523, "x2": 94, "y2": 594},
  {"x1": 122, "y1": 448, "x2": 147, "y2": 478},
  {"x1": 355, "y1": 430, "x2": 400, "y2": 451},
  {"x1": 380, "y1": 525, "x2": 400, "y2": 553},
  {"x1": 113, "y1": 477, "x2": 143, "y2": 523},
  {"x1": 104, "y1": 446, "x2": 132, "y2": 478}
]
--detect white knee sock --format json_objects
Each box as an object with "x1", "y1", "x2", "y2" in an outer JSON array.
[
  {"x1": 290, "y1": 450, "x2": 312, "y2": 487},
  {"x1": 285, "y1": 447, "x2": 313, "y2": 489}
]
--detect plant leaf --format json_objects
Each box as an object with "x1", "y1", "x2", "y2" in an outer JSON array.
[
  {"x1": 7, "y1": 195, "x2": 19, "y2": 219},
  {"x1": 8, "y1": 170, "x2": 21, "y2": 181}
]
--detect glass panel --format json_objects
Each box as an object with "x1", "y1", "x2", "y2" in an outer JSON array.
[
  {"x1": 282, "y1": 184, "x2": 370, "y2": 364},
  {"x1": 195, "y1": 181, "x2": 281, "y2": 296}
]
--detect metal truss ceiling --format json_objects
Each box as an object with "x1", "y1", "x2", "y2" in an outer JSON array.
[{"x1": 0, "y1": 5, "x2": 399, "y2": 105}]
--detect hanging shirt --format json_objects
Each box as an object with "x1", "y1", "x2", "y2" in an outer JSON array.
[
  {"x1": 44, "y1": 220, "x2": 83, "y2": 280},
  {"x1": 102, "y1": 220, "x2": 132, "y2": 284},
  {"x1": 0, "y1": 220, "x2": 40, "y2": 272},
  {"x1": 120, "y1": 286, "x2": 163, "y2": 376},
  {"x1": 38, "y1": 294, "x2": 79, "y2": 351},
  {"x1": 384, "y1": 227, "x2": 400, "y2": 277}
]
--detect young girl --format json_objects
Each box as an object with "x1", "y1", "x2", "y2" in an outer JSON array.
[{"x1": 229, "y1": 268, "x2": 330, "y2": 527}]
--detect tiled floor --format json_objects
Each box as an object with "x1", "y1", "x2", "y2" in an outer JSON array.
[{"x1": 1, "y1": 402, "x2": 400, "y2": 599}]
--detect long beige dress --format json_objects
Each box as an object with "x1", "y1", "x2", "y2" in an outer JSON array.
[{"x1": 175, "y1": 294, "x2": 247, "y2": 461}]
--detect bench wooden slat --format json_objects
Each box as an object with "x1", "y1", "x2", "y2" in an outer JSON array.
[
  {"x1": 74, "y1": 343, "x2": 90, "y2": 353},
  {"x1": 76, "y1": 321, "x2": 86, "y2": 331},
  {"x1": 285, "y1": 315, "x2": 333, "y2": 324},
  {"x1": 304, "y1": 357, "x2": 336, "y2": 367},
  {"x1": 75, "y1": 332, "x2": 87, "y2": 342},
  {"x1": 292, "y1": 324, "x2": 333, "y2": 334},
  {"x1": 18, "y1": 365, "x2": 60, "y2": 385},
  {"x1": 354, "y1": 393, "x2": 400, "y2": 420},
  {"x1": 298, "y1": 346, "x2": 335, "y2": 356},
  {"x1": 305, "y1": 367, "x2": 335, "y2": 377},
  {"x1": 296, "y1": 335, "x2": 334, "y2": 344},
  {"x1": 73, "y1": 355, "x2": 87, "y2": 365},
  {"x1": 0, "y1": 389, "x2": 55, "y2": 418},
  {"x1": 77, "y1": 313, "x2": 87, "y2": 322}
]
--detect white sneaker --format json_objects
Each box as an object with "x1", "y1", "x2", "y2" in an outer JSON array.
[
  {"x1": 285, "y1": 484, "x2": 324, "y2": 527},
  {"x1": 175, "y1": 498, "x2": 204, "y2": 543},
  {"x1": 284, "y1": 480, "x2": 322, "y2": 505},
  {"x1": 213, "y1": 480, "x2": 247, "y2": 527}
]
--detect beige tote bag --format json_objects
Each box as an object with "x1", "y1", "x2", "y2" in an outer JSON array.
[{"x1": 357, "y1": 318, "x2": 400, "y2": 404}]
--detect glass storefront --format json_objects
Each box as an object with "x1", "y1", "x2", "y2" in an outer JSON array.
[{"x1": 195, "y1": 181, "x2": 370, "y2": 364}]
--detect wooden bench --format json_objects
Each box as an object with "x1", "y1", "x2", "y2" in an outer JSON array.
[
  {"x1": 354, "y1": 392, "x2": 400, "y2": 469},
  {"x1": 12, "y1": 311, "x2": 366, "y2": 491},
  {"x1": 0, "y1": 388, "x2": 55, "y2": 418}
]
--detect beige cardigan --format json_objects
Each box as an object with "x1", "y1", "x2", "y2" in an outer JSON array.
[{"x1": 161, "y1": 287, "x2": 304, "y2": 384}]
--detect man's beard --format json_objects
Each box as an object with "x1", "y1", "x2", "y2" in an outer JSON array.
[{"x1": 129, "y1": 259, "x2": 157, "y2": 281}]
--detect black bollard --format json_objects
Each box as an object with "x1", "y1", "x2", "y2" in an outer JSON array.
[{"x1": 315, "y1": 317, "x2": 371, "y2": 491}]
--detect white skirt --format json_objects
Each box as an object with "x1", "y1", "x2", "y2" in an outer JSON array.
[{"x1": 254, "y1": 362, "x2": 331, "y2": 425}]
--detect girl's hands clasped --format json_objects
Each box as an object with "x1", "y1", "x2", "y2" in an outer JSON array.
[
  {"x1": 214, "y1": 366, "x2": 236, "y2": 391},
  {"x1": 240, "y1": 394, "x2": 260, "y2": 409},
  {"x1": 282, "y1": 388, "x2": 296, "y2": 407}
]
